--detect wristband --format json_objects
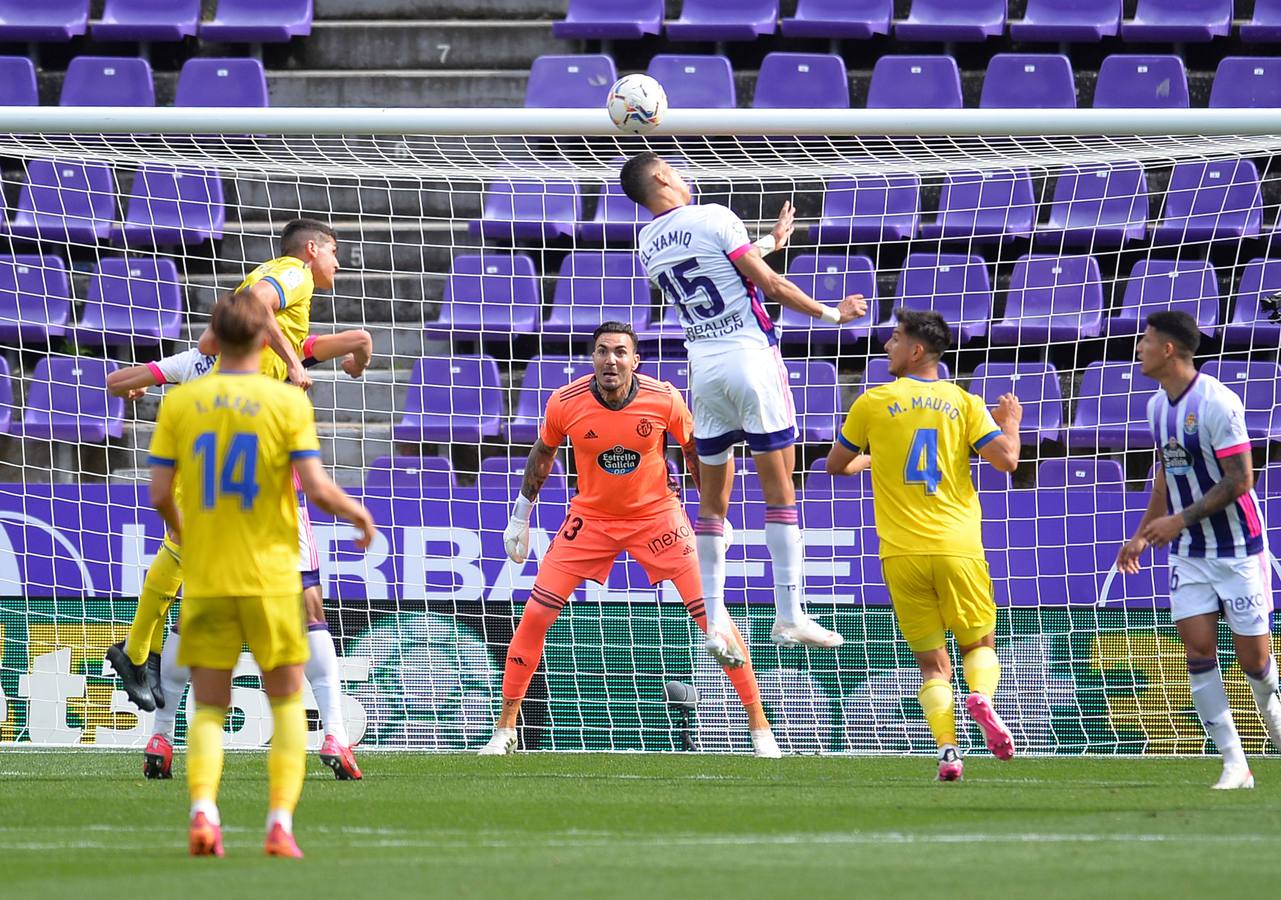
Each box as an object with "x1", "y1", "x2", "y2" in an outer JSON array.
[
  {"x1": 753, "y1": 234, "x2": 777, "y2": 255},
  {"x1": 511, "y1": 493, "x2": 534, "y2": 522},
  {"x1": 818, "y1": 305, "x2": 842, "y2": 324}
]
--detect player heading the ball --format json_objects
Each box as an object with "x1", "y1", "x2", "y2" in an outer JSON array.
[
  {"x1": 1118, "y1": 310, "x2": 1281, "y2": 790},
  {"x1": 622, "y1": 151, "x2": 865, "y2": 665},
  {"x1": 148, "y1": 291, "x2": 376, "y2": 857},
  {"x1": 484, "y1": 322, "x2": 782, "y2": 758},
  {"x1": 825, "y1": 310, "x2": 1022, "y2": 782}
]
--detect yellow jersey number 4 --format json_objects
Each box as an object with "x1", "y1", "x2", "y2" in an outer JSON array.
[{"x1": 904, "y1": 427, "x2": 942, "y2": 494}]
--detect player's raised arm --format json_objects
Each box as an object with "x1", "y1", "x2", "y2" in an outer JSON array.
[
  {"x1": 106, "y1": 363, "x2": 161, "y2": 400},
  {"x1": 732, "y1": 248, "x2": 866, "y2": 324},
  {"x1": 293, "y1": 456, "x2": 376, "y2": 549},
  {"x1": 303, "y1": 329, "x2": 373, "y2": 377},
  {"x1": 976, "y1": 393, "x2": 1022, "y2": 473}
]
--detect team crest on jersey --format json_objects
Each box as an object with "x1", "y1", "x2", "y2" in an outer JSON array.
[
  {"x1": 1183, "y1": 412, "x2": 1198, "y2": 435},
  {"x1": 598, "y1": 445, "x2": 641, "y2": 475},
  {"x1": 636, "y1": 418, "x2": 654, "y2": 437},
  {"x1": 1161, "y1": 437, "x2": 1193, "y2": 475},
  {"x1": 279, "y1": 267, "x2": 306, "y2": 290}
]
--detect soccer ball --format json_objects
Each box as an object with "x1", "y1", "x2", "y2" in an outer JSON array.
[{"x1": 607, "y1": 74, "x2": 668, "y2": 135}]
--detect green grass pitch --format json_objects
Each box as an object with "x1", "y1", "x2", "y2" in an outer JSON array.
[{"x1": 3, "y1": 751, "x2": 1276, "y2": 898}]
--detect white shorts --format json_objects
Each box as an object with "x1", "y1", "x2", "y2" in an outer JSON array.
[
  {"x1": 1170, "y1": 553, "x2": 1273, "y2": 636},
  {"x1": 689, "y1": 343, "x2": 797, "y2": 464},
  {"x1": 298, "y1": 502, "x2": 320, "y2": 588}
]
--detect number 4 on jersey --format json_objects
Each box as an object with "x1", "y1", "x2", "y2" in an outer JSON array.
[{"x1": 905, "y1": 428, "x2": 942, "y2": 494}]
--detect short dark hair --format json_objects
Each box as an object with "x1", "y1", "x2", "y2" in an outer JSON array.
[
  {"x1": 280, "y1": 218, "x2": 337, "y2": 256},
  {"x1": 619, "y1": 152, "x2": 662, "y2": 206},
  {"x1": 1146, "y1": 310, "x2": 1200, "y2": 358},
  {"x1": 895, "y1": 308, "x2": 951, "y2": 358},
  {"x1": 212, "y1": 289, "x2": 269, "y2": 353},
  {"x1": 592, "y1": 320, "x2": 638, "y2": 350}
]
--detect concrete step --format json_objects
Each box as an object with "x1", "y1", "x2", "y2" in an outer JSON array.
[
  {"x1": 296, "y1": 21, "x2": 563, "y2": 71},
  {"x1": 266, "y1": 69, "x2": 529, "y2": 108}
]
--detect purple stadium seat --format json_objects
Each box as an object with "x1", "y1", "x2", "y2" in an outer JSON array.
[
  {"x1": 114, "y1": 167, "x2": 226, "y2": 246},
  {"x1": 809, "y1": 175, "x2": 920, "y2": 244},
  {"x1": 0, "y1": 255, "x2": 71, "y2": 343},
  {"x1": 363, "y1": 456, "x2": 455, "y2": 494},
  {"x1": 580, "y1": 182, "x2": 652, "y2": 243},
  {"x1": 525, "y1": 55, "x2": 617, "y2": 108},
  {"x1": 753, "y1": 53, "x2": 849, "y2": 109},
  {"x1": 862, "y1": 357, "x2": 950, "y2": 391},
  {"x1": 980, "y1": 54, "x2": 1076, "y2": 109},
  {"x1": 23, "y1": 357, "x2": 122, "y2": 443},
  {"x1": 990, "y1": 254, "x2": 1105, "y2": 345},
  {"x1": 666, "y1": 0, "x2": 778, "y2": 42},
  {"x1": 93, "y1": 0, "x2": 200, "y2": 42},
  {"x1": 508, "y1": 356, "x2": 594, "y2": 444},
  {"x1": 779, "y1": 253, "x2": 876, "y2": 345},
  {"x1": 1009, "y1": 0, "x2": 1120, "y2": 41},
  {"x1": 199, "y1": 0, "x2": 312, "y2": 43},
  {"x1": 1199, "y1": 361, "x2": 1281, "y2": 442},
  {"x1": 394, "y1": 356, "x2": 503, "y2": 444},
  {"x1": 1034, "y1": 164, "x2": 1148, "y2": 249},
  {"x1": 553, "y1": 0, "x2": 662, "y2": 39},
  {"x1": 8, "y1": 160, "x2": 115, "y2": 244},
  {"x1": 1121, "y1": 0, "x2": 1230, "y2": 42},
  {"x1": 866, "y1": 56, "x2": 962, "y2": 109},
  {"x1": 0, "y1": 0, "x2": 87, "y2": 41},
  {"x1": 1066, "y1": 361, "x2": 1159, "y2": 450},
  {"x1": 1108, "y1": 258, "x2": 1219, "y2": 337},
  {"x1": 1037, "y1": 458, "x2": 1126, "y2": 489},
  {"x1": 471, "y1": 180, "x2": 580, "y2": 243},
  {"x1": 60, "y1": 56, "x2": 154, "y2": 107},
  {"x1": 174, "y1": 58, "x2": 269, "y2": 108},
  {"x1": 646, "y1": 55, "x2": 735, "y2": 109},
  {"x1": 1240, "y1": 0, "x2": 1281, "y2": 42},
  {"x1": 476, "y1": 455, "x2": 568, "y2": 496},
  {"x1": 919, "y1": 169, "x2": 1037, "y2": 242},
  {"x1": 544, "y1": 252, "x2": 652, "y2": 337},
  {"x1": 895, "y1": 0, "x2": 1005, "y2": 41},
  {"x1": 781, "y1": 0, "x2": 890, "y2": 39},
  {"x1": 1153, "y1": 159, "x2": 1262, "y2": 244},
  {"x1": 0, "y1": 57, "x2": 37, "y2": 106},
  {"x1": 969, "y1": 362, "x2": 1064, "y2": 443},
  {"x1": 75, "y1": 258, "x2": 182, "y2": 348},
  {"x1": 1093, "y1": 55, "x2": 1188, "y2": 108},
  {"x1": 883, "y1": 253, "x2": 992, "y2": 345},
  {"x1": 1210, "y1": 58, "x2": 1281, "y2": 108},
  {"x1": 971, "y1": 460, "x2": 1009, "y2": 492},
  {"x1": 1224, "y1": 258, "x2": 1281, "y2": 347},
  {"x1": 786, "y1": 360, "x2": 840, "y2": 443},
  {"x1": 427, "y1": 253, "x2": 541, "y2": 340}
]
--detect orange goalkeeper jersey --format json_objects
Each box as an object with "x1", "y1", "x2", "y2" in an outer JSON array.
[{"x1": 541, "y1": 373, "x2": 692, "y2": 519}]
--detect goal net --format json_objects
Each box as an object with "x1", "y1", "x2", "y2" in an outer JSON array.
[{"x1": 1, "y1": 108, "x2": 1279, "y2": 754}]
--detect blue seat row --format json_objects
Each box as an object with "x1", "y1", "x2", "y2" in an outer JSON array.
[{"x1": 0, "y1": 0, "x2": 309, "y2": 44}]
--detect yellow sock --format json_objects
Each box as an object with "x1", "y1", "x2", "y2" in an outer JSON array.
[
  {"x1": 187, "y1": 703, "x2": 226, "y2": 807},
  {"x1": 918, "y1": 678, "x2": 956, "y2": 748},
  {"x1": 125, "y1": 547, "x2": 182, "y2": 665},
  {"x1": 962, "y1": 646, "x2": 1001, "y2": 698},
  {"x1": 267, "y1": 691, "x2": 307, "y2": 815}
]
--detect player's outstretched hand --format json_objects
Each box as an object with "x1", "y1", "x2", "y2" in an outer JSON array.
[
  {"x1": 837, "y1": 294, "x2": 867, "y2": 322},
  {"x1": 504, "y1": 517, "x2": 530, "y2": 564},
  {"x1": 288, "y1": 364, "x2": 315, "y2": 392},
  {"x1": 993, "y1": 393, "x2": 1022, "y2": 428},
  {"x1": 1116, "y1": 535, "x2": 1148, "y2": 574},
  {"x1": 771, "y1": 200, "x2": 796, "y2": 252}
]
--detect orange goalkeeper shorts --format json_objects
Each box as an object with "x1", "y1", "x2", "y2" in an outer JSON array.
[{"x1": 541, "y1": 503, "x2": 698, "y2": 587}]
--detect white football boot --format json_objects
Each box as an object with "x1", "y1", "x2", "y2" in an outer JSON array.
[
  {"x1": 477, "y1": 727, "x2": 517, "y2": 756},
  {"x1": 1212, "y1": 764, "x2": 1255, "y2": 790},
  {"x1": 770, "y1": 613, "x2": 845, "y2": 649},
  {"x1": 751, "y1": 729, "x2": 782, "y2": 759}
]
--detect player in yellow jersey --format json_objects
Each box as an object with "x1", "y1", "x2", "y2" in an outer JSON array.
[
  {"x1": 149, "y1": 291, "x2": 375, "y2": 858},
  {"x1": 823, "y1": 309, "x2": 1022, "y2": 781}
]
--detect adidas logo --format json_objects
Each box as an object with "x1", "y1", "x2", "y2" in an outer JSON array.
[
  {"x1": 585, "y1": 429, "x2": 598, "y2": 438},
  {"x1": 508, "y1": 655, "x2": 527, "y2": 667},
  {"x1": 682, "y1": 545, "x2": 695, "y2": 556}
]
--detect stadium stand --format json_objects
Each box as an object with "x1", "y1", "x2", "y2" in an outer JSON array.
[
  {"x1": 553, "y1": 0, "x2": 662, "y2": 40},
  {"x1": 114, "y1": 167, "x2": 226, "y2": 247},
  {"x1": 894, "y1": 0, "x2": 1006, "y2": 42},
  {"x1": 59, "y1": 56, "x2": 155, "y2": 106},
  {"x1": 1121, "y1": 0, "x2": 1232, "y2": 42},
  {"x1": 174, "y1": 58, "x2": 270, "y2": 108},
  {"x1": 0, "y1": 0, "x2": 88, "y2": 42},
  {"x1": 0, "y1": 57, "x2": 37, "y2": 105},
  {"x1": 0, "y1": 255, "x2": 72, "y2": 343},
  {"x1": 92, "y1": 0, "x2": 201, "y2": 43},
  {"x1": 865, "y1": 55, "x2": 963, "y2": 108},
  {"x1": 645, "y1": 54, "x2": 735, "y2": 109},
  {"x1": 990, "y1": 254, "x2": 1106, "y2": 344},
  {"x1": 752, "y1": 52, "x2": 849, "y2": 108},
  {"x1": 21, "y1": 357, "x2": 122, "y2": 442},
  {"x1": 428, "y1": 253, "x2": 542, "y2": 340},
  {"x1": 665, "y1": 0, "x2": 778, "y2": 42},
  {"x1": 198, "y1": 0, "x2": 313, "y2": 43},
  {"x1": 8, "y1": 161, "x2": 116, "y2": 243},
  {"x1": 979, "y1": 54, "x2": 1076, "y2": 108},
  {"x1": 780, "y1": 0, "x2": 891, "y2": 40},
  {"x1": 1210, "y1": 57, "x2": 1281, "y2": 107}
]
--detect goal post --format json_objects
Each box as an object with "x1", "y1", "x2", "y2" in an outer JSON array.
[{"x1": 0, "y1": 107, "x2": 1277, "y2": 754}]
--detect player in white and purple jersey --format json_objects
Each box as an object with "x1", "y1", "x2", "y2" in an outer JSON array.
[
  {"x1": 1118, "y1": 310, "x2": 1281, "y2": 790},
  {"x1": 622, "y1": 151, "x2": 866, "y2": 664}
]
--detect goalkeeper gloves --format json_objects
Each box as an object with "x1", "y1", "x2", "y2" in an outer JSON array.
[{"x1": 503, "y1": 494, "x2": 534, "y2": 563}]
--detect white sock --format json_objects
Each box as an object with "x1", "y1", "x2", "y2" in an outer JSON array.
[
  {"x1": 305, "y1": 625, "x2": 348, "y2": 745},
  {"x1": 266, "y1": 808, "x2": 293, "y2": 834},
  {"x1": 1189, "y1": 661, "x2": 1246, "y2": 768},
  {"x1": 695, "y1": 517, "x2": 728, "y2": 633},
  {"x1": 152, "y1": 629, "x2": 189, "y2": 741},
  {"x1": 764, "y1": 508, "x2": 805, "y2": 624},
  {"x1": 1245, "y1": 657, "x2": 1281, "y2": 730},
  {"x1": 191, "y1": 799, "x2": 220, "y2": 825}
]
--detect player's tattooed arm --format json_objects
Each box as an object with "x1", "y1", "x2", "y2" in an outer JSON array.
[
  {"x1": 521, "y1": 438, "x2": 559, "y2": 502},
  {"x1": 1177, "y1": 451, "x2": 1253, "y2": 527}
]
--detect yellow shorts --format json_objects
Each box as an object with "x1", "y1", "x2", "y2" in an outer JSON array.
[
  {"x1": 177, "y1": 593, "x2": 308, "y2": 671},
  {"x1": 881, "y1": 555, "x2": 996, "y2": 652}
]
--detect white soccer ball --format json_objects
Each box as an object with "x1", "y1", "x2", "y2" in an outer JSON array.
[{"x1": 607, "y1": 74, "x2": 668, "y2": 135}]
